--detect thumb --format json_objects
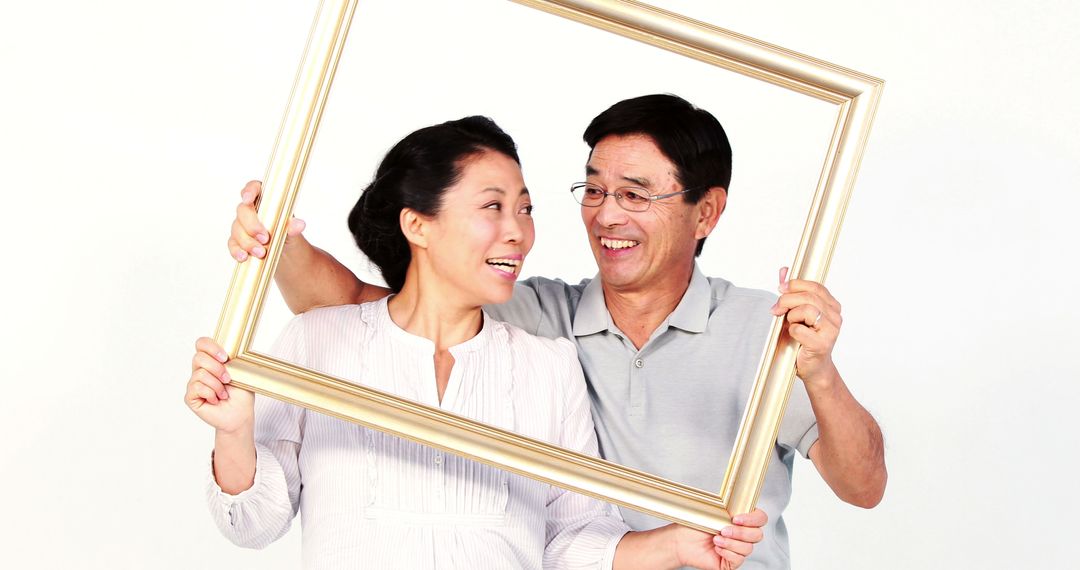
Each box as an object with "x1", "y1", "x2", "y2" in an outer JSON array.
[{"x1": 287, "y1": 216, "x2": 306, "y2": 238}]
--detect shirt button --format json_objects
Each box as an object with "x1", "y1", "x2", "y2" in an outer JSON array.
[
  {"x1": 634, "y1": 358, "x2": 644, "y2": 368},
  {"x1": 434, "y1": 455, "x2": 443, "y2": 465}
]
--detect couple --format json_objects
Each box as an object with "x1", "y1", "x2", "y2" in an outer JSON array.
[{"x1": 186, "y1": 95, "x2": 886, "y2": 569}]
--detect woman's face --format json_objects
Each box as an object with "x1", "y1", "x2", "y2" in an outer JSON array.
[{"x1": 420, "y1": 150, "x2": 535, "y2": 306}]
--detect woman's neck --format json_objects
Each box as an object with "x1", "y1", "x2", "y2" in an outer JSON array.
[{"x1": 386, "y1": 272, "x2": 483, "y2": 352}]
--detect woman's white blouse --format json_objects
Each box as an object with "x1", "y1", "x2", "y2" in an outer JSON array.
[{"x1": 206, "y1": 298, "x2": 630, "y2": 569}]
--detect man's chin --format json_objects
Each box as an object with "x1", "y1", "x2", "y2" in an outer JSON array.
[{"x1": 597, "y1": 264, "x2": 642, "y2": 291}]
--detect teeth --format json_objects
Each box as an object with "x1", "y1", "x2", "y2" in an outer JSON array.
[
  {"x1": 486, "y1": 258, "x2": 521, "y2": 274},
  {"x1": 601, "y1": 237, "x2": 640, "y2": 250},
  {"x1": 486, "y1": 258, "x2": 521, "y2": 267}
]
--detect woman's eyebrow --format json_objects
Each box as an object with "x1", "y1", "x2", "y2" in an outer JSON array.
[{"x1": 481, "y1": 187, "x2": 530, "y2": 196}]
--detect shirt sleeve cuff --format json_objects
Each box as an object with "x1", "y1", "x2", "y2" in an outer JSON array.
[
  {"x1": 205, "y1": 443, "x2": 285, "y2": 506},
  {"x1": 600, "y1": 525, "x2": 631, "y2": 570},
  {"x1": 796, "y1": 422, "x2": 820, "y2": 458}
]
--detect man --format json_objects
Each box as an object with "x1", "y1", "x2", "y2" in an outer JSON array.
[{"x1": 229, "y1": 94, "x2": 886, "y2": 569}]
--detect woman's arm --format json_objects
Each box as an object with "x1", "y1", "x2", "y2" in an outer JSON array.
[
  {"x1": 189, "y1": 334, "x2": 305, "y2": 549},
  {"x1": 228, "y1": 180, "x2": 390, "y2": 312}
]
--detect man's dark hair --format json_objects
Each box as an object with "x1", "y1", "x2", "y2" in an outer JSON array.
[
  {"x1": 348, "y1": 116, "x2": 520, "y2": 292},
  {"x1": 583, "y1": 94, "x2": 732, "y2": 256}
]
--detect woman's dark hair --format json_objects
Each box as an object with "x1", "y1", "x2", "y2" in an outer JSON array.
[
  {"x1": 583, "y1": 94, "x2": 732, "y2": 256},
  {"x1": 347, "y1": 116, "x2": 520, "y2": 292}
]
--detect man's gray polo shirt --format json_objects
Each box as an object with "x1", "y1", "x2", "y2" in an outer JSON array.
[{"x1": 486, "y1": 265, "x2": 819, "y2": 569}]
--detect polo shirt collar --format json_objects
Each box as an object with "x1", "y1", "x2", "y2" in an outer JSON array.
[
  {"x1": 668, "y1": 264, "x2": 710, "y2": 333},
  {"x1": 572, "y1": 275, "x2": 610, "y2": 337},
  {"x1": 571, "y1": 264, "x2": 711, "y2": 337}
]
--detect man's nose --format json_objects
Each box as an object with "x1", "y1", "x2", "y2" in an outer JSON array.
[{"x1": 594, "y1": 193, "x2": 628, "y2": 227}]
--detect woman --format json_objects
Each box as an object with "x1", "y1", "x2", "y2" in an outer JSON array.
[{"x1": 187, "y1": 117, "x2": 759, "y2": 569}]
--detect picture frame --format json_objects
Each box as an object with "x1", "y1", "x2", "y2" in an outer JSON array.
[{"x1": 213, "y1": 0, "x2": 882, "y2": 532}]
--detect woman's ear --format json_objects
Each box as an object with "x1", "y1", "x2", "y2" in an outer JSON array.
[{"x1": 399, "y1": 207, "x2": 429, "y2": 249}]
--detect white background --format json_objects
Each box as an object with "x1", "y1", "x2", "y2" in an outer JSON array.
[{"x1": 2, "y1": 0, "x2": 1077, "y2": 568}]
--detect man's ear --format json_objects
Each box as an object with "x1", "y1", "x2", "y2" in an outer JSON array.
[
  {"x1": 694, "y1": 186, "x2": 727, "y2": 240},
  {"x1": 399, "y1": 207, "x2": 429, "y2": 249}
]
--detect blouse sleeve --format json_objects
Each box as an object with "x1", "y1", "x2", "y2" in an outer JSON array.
[
  {"x1": 542, "y1": 339, "x2": 631, "y2": 570},
  {"x1": 204, "y1": 316, "x2": 308, "y2": 548}
]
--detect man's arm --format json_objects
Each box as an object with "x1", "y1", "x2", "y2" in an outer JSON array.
[
  {"x1": 228, "y1": 180, "x2": 390, "y2": 312},
  {"x1": 803, "y1": 366, "x2": 886, "y2": 507},
  {"x1": 772, "y1": 270, "x2": 887, "y2": 508}
]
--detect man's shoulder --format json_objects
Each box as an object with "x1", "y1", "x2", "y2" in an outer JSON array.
[
  {"x1": 485, "y1": 276, "x2": 591, "y2": 335},
  {"x1": 703, "y1": 275, "x2": 777, "y2": 306},
  {"x1": 516, "y1": 275, "x2": 591, "y2": 303}
]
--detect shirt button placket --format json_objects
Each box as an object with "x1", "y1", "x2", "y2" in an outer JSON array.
[
  {"x1": 630, "y1": 355, "x2": 645, "y2": 413},
  {"x1": 433, "y1": 453, "x2": 446, "y2": 513}
]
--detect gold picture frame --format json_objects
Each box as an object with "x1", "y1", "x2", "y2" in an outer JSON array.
[{"x1": 213, "y1": 0, "x2": 882, "y2": 532}]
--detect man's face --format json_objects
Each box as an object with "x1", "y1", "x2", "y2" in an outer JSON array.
[{"x1": 581, "y1": 134, "x2": 717, "y2": 295}]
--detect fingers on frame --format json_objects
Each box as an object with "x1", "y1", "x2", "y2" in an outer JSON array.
[
  {"x1": 714, "y1": 546, "x2": 745, "y2": 568},
  {"x1": 229, "y1": 218, "x2": 258, "y2": 256},
  {"x1": 195, "y1": 337, "x2": 228, "y2": 362},
  {"x1": 191, "y1": 348, "x2": 226, "y2": 374},
  {"x1": 776, "y1": 291, "x2": 824, "y2": 312},
  {"x1": 720, "y1": 526, "x2": 763, "y2": 547},
  {"x1": 228, "y1": 237, "x2": 249, "y2": 262},
  {"x1": 785, "y1": 279, "x2": 841, "y2": 312},
  {"x1": 240, "y1": 180, "x2": 262, "y2": 204},
  {"x1": 232, "y1": 222, "x2": 267, "y2": 265},
  {"x1": 190, "y1": 379, "x2": 220, "y2": 405},
  {"x1": 721, "y1": 528, "x2": 764, "y2": 548},
  {"x1": 786, "y1": 303, "x2": 824, "y2": 328},
  {"x1": 716, "y1": 538, "x2": 754, "y2": 557},
  {"x1": 734, "y1": 508, "x2": 769, "y2": 527},
  {"x1": 788, "y1": 321, "x2": 838, "y2": 349},
  {"x1": 236, "y1": 202, "x2": 268, "y2": 243},
  {"x1": 229, "y1": 219, "x2": 265, "y2": 259},
  {"x1": 190, "y1": 368, "x2": 228, "y2": 399},
  {"x1": 192, "y1": 358, "x2": 230, "y2": 399}
]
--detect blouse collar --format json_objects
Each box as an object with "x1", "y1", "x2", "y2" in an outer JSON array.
[{"x1": 376, "y1": 296, "x2": 494, "y2": 356}]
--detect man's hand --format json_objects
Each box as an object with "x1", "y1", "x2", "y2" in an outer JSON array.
[
  {"x1": 770, "y1": 267, "x2": 887, "y2": 508},
  {"x1": 771, "y1": 266, "x2": 842, "y2": 390},
  {"x1": 228, "y1": 180, "x2": 307, "y2": 262}
]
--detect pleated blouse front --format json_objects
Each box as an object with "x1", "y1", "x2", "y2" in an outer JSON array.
[{"x1": 206, "y1": 298, "x2": 629, "y2": 569}]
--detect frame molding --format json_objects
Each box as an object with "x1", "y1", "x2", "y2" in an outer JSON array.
[{"x1": 213, "y1": 0, "x2": 882, "y2": 532}]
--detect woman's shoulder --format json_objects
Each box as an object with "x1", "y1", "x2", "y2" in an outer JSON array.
[
  {"x1": 288, "y1": 302, "x2": 379, "y2": 342},
  {"x1": 489, "y1": 318, "x2": 586, "y2": 433},
  {"x1": 294, "y1": 303, "x2": 364, "y2": 324},
  {"x1": 489, "y1": 318, "x2": 582, "y2": 407},
  {"x1": 491, "y1": 317, "x2": 577, "y2": 361}
]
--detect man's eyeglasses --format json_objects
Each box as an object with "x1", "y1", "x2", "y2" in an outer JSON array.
[{"x1": 569, "y1": 182, "x2": 693, "y2": 212}]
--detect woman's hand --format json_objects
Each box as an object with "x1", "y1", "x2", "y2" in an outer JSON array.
[
  {"x1": 615, "y1": 509, "x2": 767, "y2": 570},
  {"x1": 228, "y1": 180, "x2": 307, "y2": 262},
  {"x1": 184, "y1": 337, "x2": 254, "y2": 434},
  {"x1": 676, "y1": 509, "x2": 768, "y2": 570}
]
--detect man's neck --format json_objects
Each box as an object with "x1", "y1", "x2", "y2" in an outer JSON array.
[{"x1": 601, "y1": 267, "x2": 694, "y2": 350}]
